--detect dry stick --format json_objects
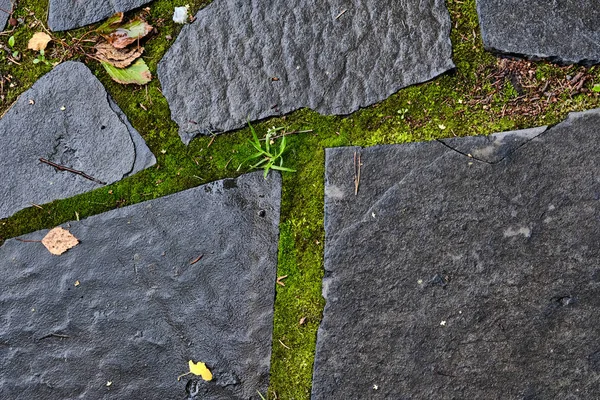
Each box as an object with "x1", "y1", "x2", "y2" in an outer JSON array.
[
  {"x1": 39, "y1": 158, "x2": 106, "y2": 185},
  {"x1": 353, "y1": 152, "x2": 361, "y2": 195},
  {"x1": 190, "y1": 254, "x2": 204, "y2": 265},
  {"x1": 335, "y1": 9, "x2": 347, "y2": 19},
  {"x1": 15, "y1": 238, "x2": 42, "y2": 243}
]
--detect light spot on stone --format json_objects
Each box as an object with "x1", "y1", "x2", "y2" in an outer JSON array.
[
  {"x1": 440, "y1": 320, "x2": 446, "y2": 326},
  {"x1": 503, "y1": 226, "x2": 531, "y2": 238},
  {"x1": 548, "y1": 204, "x2": 555, "y2": 211},
  {"x1": 324, "y1": 185, "x2": 344, "y2": 199}
]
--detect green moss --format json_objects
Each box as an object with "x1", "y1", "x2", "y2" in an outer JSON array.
[{"x1": 2, "y1": 0, "x2": 600, "y2": 398}]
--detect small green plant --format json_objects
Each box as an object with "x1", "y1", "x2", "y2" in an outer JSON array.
[
  {"x1": 238, "y1": 122, "x2": 296, "y2": 178},
  {"x1": 33, "y1": 49, "x2": 51, "y2": 66},
  {"x1": 592, "y1": 84, "x2": 600, "y2": 93},
  {"x1": 7, "y1": 36, "x2": 18, "y2": 58},
  {"x1": 397, "y1": 108, "x2": 409, "y2": 119}
]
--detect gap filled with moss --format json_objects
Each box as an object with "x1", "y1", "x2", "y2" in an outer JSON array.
[{"x1": 2, "y1": 0, "x2": 600, "y2": 398}]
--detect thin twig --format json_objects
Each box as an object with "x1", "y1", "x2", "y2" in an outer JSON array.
[
  {"x1": 15, "y1": 238, "x2": 42, "y2": 243},
  {"x1": 39, "y1": 158, "x2": 106, "y2": 185},
  {"x1": 39, "y1": 333, "x2": 70, "y2": 340},
  {"x1": 354, "y1": 152, "x2": 361, "y2": 195},
  {"x1": 335, "y1": 9, "x2": 347, "y2": 19},
  {"x1": 190, "y1": 254, "x2": 204, "y2": 265},
  {"x1": 278, "y1": 339, "x2": 291, "y2": 349}
]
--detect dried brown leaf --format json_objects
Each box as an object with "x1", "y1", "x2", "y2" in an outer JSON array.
[
  {"x1": 27, "y1": 32, "x2": 52, "y2": 51},
  {"x1": 95, "y1": 42, "x2": 144, "y2": 68},
  {"x1": 42, "y1": 227, "x2": 79, "y2": 256}
]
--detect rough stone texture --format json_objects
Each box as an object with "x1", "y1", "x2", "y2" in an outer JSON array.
[
  {"x1": 48, "y1": 0, "x2": 151, "y2": 31},
  {"x1": 0, "y1": 0, "x2": 10, "y2": 31},
  {"x1": 314, "y1": 109, "x2": 600, "y2": 399},
  {"x1": 477, "y1": 0, "x2": 600, "y2": 64},
  {"x1": 0, "y1": 172, "x2": 281, "y2": 400},
  {"x1": 0, "y1": 61, "x2": 155, "y2": 220},
  {"x1": 158, "y1": 0, "x2": 454, "y2": 144}
]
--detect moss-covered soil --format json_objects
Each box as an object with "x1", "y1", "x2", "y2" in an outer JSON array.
[{"x1": 2, "y1": 0, "x2": 600, "y2": 398}]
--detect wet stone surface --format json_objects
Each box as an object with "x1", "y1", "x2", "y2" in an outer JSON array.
[
  {"x1": 0, "y1": 172, "x2": 281, "y2": 399},
  {"x1": 477, "y1": 0, "x2": 600, "y2": 64},
  {"x1": 314, "y1": 108, "x2": 600, "y2": 399},
  {"x1": 0, "y1": 61, "x2": 155, "y2": 220},
  {"x1": 48, "y1": 0, "x2": 151, "y2": 31},
  {"x1": 158, "y1": 0, "x2": 454, "y2": 144}
]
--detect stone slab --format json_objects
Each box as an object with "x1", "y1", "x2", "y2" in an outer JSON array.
[
  {"x1": 48, "y1": 0, "x2": 151, "y2": 31},
  {"x1": 0, "y1": 172, "x2": 281, "y2": 399},
  {"x1": 0, "y1": 61, "x2": 155, "y2": 220},
  {"x1": 477, "y1": 0, "x2": 600, "y2": 64},
  {"x1": 314, "y1": 109, "x2": 600, "y2": 399},
  {"x1": 158, "y1": 0, "x2": 455, "y2": 144},
  {"x1": 0, "y1": 0, "x2": 10, "y2": 31}
]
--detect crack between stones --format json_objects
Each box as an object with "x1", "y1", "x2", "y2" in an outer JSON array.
[{"x1": 435, "y1": 125, "x2": 550, "y2": 165}]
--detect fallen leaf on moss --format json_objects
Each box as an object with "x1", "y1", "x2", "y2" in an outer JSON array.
[
  {"x1": 102, "y1": 58, "x2": 152, "y2": 85},
  {"x1": 96, "y1": 12, "x2": 124, "y2": 35},
  {"x1": 95, "y1": 42, "x2": 144, "y2": 68},
  {"x1": 41, "y1": 227, "x2": 79, "y2": 255},
  {"x1": 27, "y1": 32, "x2": 52, "y2": 51},
  {"x1": 104, "y1": 18, "x2": 153, "y2": 49}
]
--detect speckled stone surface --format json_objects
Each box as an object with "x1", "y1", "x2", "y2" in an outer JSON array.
[
  {"x1": 313, "y1": 109, "x2": 600, "y2": 399},
  {"x1": 0, "y1": 61, "x2": 155, "y2": 220},
  {"x1": 0, "y1": 172, "x2": 281, "y2": 399},
  {"x1": 158, "y1": 0, "x2": 454, "y2": 144},
  {"x1": 477, "y1": 0, "x2": 600, "y2": 64},
  {"x1": 48, "y1": 0, "x2": 151, "y2": 31}
]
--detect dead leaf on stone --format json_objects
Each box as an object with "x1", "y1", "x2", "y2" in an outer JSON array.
[
  {"x1": 27, "y1": 32, "x2": 52, "y2": 51},
  {"x1": 104, "y1": 18, "x2": 153, "y2": 49},
  {"x1": 95, "y1": 42, "x2": 144, "y2": 68},
  {"x1": 42, "y1": 227, "x2": 79, "y2": 255}
]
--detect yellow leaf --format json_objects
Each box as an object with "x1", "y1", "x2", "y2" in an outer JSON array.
[
  {"x1": 41, "y1": 227, "x2": 79, "y2": 255},
  {"x1": 188, "y1": 360, "x2": 212, "y2": 381},
  {"x1": 28, "y1": 32, "x2": 52, "y2": 51}
]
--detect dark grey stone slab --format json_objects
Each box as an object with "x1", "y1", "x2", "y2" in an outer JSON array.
[
  {"x1": 0, "y1": 172, "x2": 281, "y2": 399},
  {"x1": 158, "y1": 0, "x2": 454, "y2": 144},
  {"x1": 314, "y1": 109, "x2": 600, "y2": 399},
  {"x1": 0, "y1": 61, "x2": 155, "y2": 220},
  {"x1": 477, "y1": 0, "x2": 600, "y2": 64},
  {"x1": 0, "y1": 0, "x2": 10, "y2": 31},
  {"x1": 48, "y1": 0, "x2": 151, "y2": 31}
]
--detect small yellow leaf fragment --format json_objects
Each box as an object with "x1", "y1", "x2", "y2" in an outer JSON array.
[
  {"x1": 74, "y1": 280, "x2": 80, "y2": 287},
  {"x1": 189, "y1": 360, "x2": 212, "y2": 381},
  {"x1": 27, "y1": 32, "x2": 52, "y2": 51},
  {"x1": 106, "y1": 381, "x2": 112, "y2": 386},
  {"x1": 41, "y1": 227, "x2": 79, "y2": 255}
]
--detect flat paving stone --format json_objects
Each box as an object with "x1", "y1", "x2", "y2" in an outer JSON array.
[
  {"x1": 48, "y1": 0, "x2": 151, "y2": 31},
  {"x1": 0, "y1": 172, "x2": 281, "y2": 399},
  {"x1": 0, "y1": 61, "x2": 155, "y2": 220},
  {"x1": 0, "y1": 0, "x2": 10, "y2": 31},
  {"x1": 477, "y1": 0, "x2": 600, "y2": 64},
  {"x1": 314, "y1": 109, "x2": 600, "y2": 399},
  {"x1": 158, "y1": 0, "x2": 454, "y2": 144}
]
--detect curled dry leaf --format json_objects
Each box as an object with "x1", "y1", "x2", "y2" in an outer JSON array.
[
  {"x1": 95, "y1": 42, "x2": 144, "y2": 68},
  {"x1": 27, "y1": 32, "x2": 52, "y2": 51},
  {"x1": 102, "y1": 58, "x2": 152, "y2": 85},
  {"x1": 104, "y1": 18, "x2": 153, "y2": 49},
  {"x1": 41, "y1": 227, "x2": 79, "y2": 256}
]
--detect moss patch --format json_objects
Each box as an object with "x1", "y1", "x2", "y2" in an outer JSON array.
[{"x1": 2, "y1": 0, "x2": 600, "y2": 398}]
